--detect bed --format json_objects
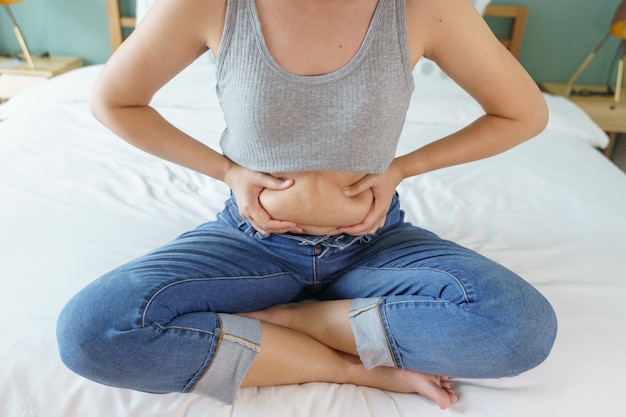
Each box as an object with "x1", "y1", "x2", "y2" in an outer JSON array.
[{"x1": 2, "y1": 1, "x2": 626, "y2": 416}]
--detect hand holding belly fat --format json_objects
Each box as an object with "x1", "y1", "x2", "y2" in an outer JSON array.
[
  {"x1": 222, "y1": 163, "x2": 302, "y2": 236},
  {"x1": 339, "y1": 160, "x2": 405, "y2": 235}
]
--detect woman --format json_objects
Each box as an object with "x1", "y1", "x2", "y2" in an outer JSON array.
[{"x1": 57, "y1": 0, "x2": 557, "y2": 410}]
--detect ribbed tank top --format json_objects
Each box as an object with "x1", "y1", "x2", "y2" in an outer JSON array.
[{"x1": 215, "y1": 0, "x2": 414, "y2": 174}]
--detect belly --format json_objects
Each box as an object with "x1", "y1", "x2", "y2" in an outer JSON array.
[{"x1": 259, "y1": 171, "x2": 373, "y2": 235}]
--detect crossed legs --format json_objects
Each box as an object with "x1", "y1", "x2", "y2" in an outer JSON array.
[
  {"x1": 240, "y1": 301, "x2": 458, "y2": 410},
  {"x1": 57, "y1": 199, "x2": 556, "y2": 410}
]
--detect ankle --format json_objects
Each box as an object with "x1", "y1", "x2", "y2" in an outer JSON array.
[{"x1": 338, "y1": 353, "x2": 366, "y2": 385}]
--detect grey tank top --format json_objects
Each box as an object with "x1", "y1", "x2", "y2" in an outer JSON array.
[{"x1": 216, "y1": 0, "x2": 414, "y2": 174}]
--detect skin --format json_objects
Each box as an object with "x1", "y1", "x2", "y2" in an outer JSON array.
[
  {"x1": 258, "y1": 171, "x2": 373, "y2": 235},
  {"x1": 90, "y1": 0, "x2": 548, "y2": 409}
]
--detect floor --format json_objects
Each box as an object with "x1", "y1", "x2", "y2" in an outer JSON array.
[{"x1": 611, "y1": 134, "x2": 626, "y2": 173}]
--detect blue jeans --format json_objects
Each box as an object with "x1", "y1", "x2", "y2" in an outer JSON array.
[{"x1": 57, "y1": 193, "x2": 557, "y2": 404}]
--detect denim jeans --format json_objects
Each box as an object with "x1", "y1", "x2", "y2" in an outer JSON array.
[{"x1": 57, "y1": 193, "x2": 557, "y2": 404}]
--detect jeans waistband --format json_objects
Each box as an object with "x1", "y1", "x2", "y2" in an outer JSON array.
[{"x1": 220, "y1": 192, "x2": 405, "y2": 257}]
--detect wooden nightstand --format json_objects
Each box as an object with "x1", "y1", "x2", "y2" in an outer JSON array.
[
  {"x1": 0, "y1": 55, "x2": 83, "y2": 103},
  {"x1": 540, "y1": 82, "x2": 626, "y2": 157}
]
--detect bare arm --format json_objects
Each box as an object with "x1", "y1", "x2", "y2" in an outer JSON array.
[
  {"x1": 341, "y1": 0, "x2": 548, "y2": 235},
  {"x1": 90, "y1": 1, "x2": 227, "y2": 179},
  {"x1": 90, "y1": 0, "x2": 299, "y2": 234},
  {"x1": 399, "y1": 0, "x2": 548, "y2": 177}
]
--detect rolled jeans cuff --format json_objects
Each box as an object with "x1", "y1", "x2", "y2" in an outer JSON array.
[
  {"x1": 349, "y1": 298, "x2": 396, "y2": 370},
  {"x1": 192, "y1": 314, "x2": 261, "y2": 404}
]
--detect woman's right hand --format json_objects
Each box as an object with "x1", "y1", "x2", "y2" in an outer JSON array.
[{"x1": 223, "y1": 163, "x2": 303, "y2": 236}]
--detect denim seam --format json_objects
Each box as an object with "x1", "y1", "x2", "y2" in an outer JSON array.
[
  {"x1": 187, "y1": 315, "x2": 224, "y2": 393},
  {"x1": 153, "y1": 323, "x2": 216, "y2": 336},
  {"x1": 141, "y1": 274, "x2": 291, "y2": 327},
  {"x1": 377, "y1": 299, "x2": 399, "y2": 368},
  {"x1": 349, "y1": 298, "x2": 397, "y2": 369},
  {"x1": 226, "y1": 198, "x2": 270, "y2": 240},
  {"x1": 385, "y1": 300, "x2": 450, "y2": 306},
  {"x1": 353, "y1": 266, "x2": 473, "y2": 304},
  {"x1": 222, "y1": 333, "x2": 261, "y2": 352},
  {"x1": 380, "y1": 299, "x2": 458, "y2": 370},
  {"x1": 190, "y1": 314, "x2": 261, "y2": 404}
]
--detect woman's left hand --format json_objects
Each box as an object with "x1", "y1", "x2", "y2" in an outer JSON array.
[{"x1": 338, "y1": 160, "x2": 405, "y2": 236}]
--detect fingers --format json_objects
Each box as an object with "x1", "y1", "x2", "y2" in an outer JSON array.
[
  {"x1": 341, "y1": 168, "x2": 400, "y2": 235},
  {"x1": 249, "y1": 217, "x2": 302, "y2": 236},
  {"x1": 343, "y1": 175, "x2": 373, "y2": 197},
  {"x1": 338, "y1": 207, "x2": 386, "y2": 236},
  {"x1": 338, "y1": 219, "x2": 385, "y2": 236},
  {"x1": 338, "y1": 189, "x2": 388, "y2": 235},
  {"x1": 240, "y1": 201, "x2": 302, "y2": 236},
  {"x1": 223, "y1": 164, "x2": 300, "y2": 235},
  {"x1": 246, "y1": 178, "x2": 301, "y2": 235},
  {"x1": 262, "y1": 176, "x2": 294, "y2": 191}
]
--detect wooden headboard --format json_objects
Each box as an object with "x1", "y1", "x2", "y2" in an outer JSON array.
[{"x1": 105, "y1": 0, "x2": 528, "y2": 59}]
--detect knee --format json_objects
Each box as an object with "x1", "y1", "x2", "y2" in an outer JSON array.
[
  {"x1": 56, "y1": 278, "x2": 137, "y2": 384},
  {"x1": 491, "y1": 290, "x2": 558, "y2": 377},
  {"x1": 56, "y1": 290, "x2": 109, "y2": 380}
]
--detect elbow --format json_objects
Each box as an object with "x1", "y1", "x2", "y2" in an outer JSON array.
[
  {"x1": 89, "y1": 80, "x2": 114, "y2": 127},
  {"x1": 89, "y1": 98, "x2": 103, "y2": 125},
  {"x1": 89, "y1": 83, "x2": 107, "y2": 126},
  {"x1": 89, "y1": 73, "x2": 130, "y2": 128},
  {"x1": 532, "y1": 93, "x2": 549, "y2": 136},
  {"x1": 522, "y1": 90, "x2": 550, "y2": 140}
]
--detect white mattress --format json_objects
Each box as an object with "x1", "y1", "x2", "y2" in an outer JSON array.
[{"x1": 1, "y1": 56, "x2": 626, "y2": 417}]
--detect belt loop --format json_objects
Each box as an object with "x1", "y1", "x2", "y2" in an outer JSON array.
[{"x1": 226, "y1": 198, "x2": 247, "y2": 228}]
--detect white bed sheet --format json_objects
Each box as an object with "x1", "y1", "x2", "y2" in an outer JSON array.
[{"x1": 1, "y1": 58, "x2": 626, "y2": 417}]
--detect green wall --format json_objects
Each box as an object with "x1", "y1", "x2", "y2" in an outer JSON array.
[
  {"x1": 0, "y1": 0, "x2": 624, "y2": 84},
  {"x1": 0, "y1": 0, "x2": 114, "y2": 65},
  {"x1": 492, "y1": 0, "x2": 624, "y2": 85}
]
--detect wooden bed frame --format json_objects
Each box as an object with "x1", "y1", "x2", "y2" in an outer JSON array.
[{"x1": 106, "y1": 0, "x2": 528, "y2": 58}]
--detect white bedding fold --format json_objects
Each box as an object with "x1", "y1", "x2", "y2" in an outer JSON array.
[{"x1": 1, "y1": 61, "x2": 625, "y2": 417}]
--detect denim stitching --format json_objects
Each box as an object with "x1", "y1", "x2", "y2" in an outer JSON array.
[
  {"x1": 225, "y1": 199, "x2": 268, "y2": 240},
  {"x1": 376, "y1": 299, "x2": 399, "y2": 368},
  {"x1": 141, "y1": 274, "x2": 291, "y2": 327},
  {"x1": 153, "y1": 322, "x2": 216, "y2": 335},
  {"x1": 353, "y1": 266, "x2": 473, "y2": 304},
  {"x1": 187, "y1": 315, "x2": 223, "y2": 393},
  {"x1": 377, "y1": 298, "x2": 399, "y2": 368},
  {"x1": 349, "y1": 298, "x2": 397, "y2": 369},
  {"x1": 222, "y1": 333, "x2": 261, "y2": 352}
]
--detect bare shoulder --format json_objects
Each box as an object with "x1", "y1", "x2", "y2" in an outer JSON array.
[
  {"x1": 405, "y1": 0, "x2": 515, "y2": 79},
  {"x1": 405, "y1": 0, "x2": 493, "y2": 64},
  {"x1": 406, "y1": 0, "x2": 546, "y2": 129},
  {"x1": 135, "y1": 0, "x2": 227, "y2": 52},
  {"x1": 92, "y1": 0, "x2": 228, "y2": 108}
]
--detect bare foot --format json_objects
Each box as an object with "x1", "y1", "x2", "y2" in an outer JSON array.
[
  {"x1": 240, "y1": 304, "x2": 458, "y2": 409},
  {"x1": 345, "y1": 355, "x2": 458, "y2": 410}
]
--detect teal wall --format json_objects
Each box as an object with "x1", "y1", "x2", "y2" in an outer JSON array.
[
  {"x1": 0, "y1": 0, "x2": 624, "y2": 84},
  {"x1": 491, "y1": 0, "x2": 624, "y2": 85},
  {"x1": 0, "y1": 0, "x2": 115, "y2": 65}
]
